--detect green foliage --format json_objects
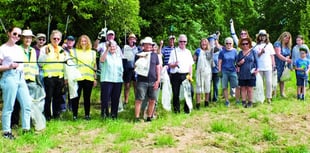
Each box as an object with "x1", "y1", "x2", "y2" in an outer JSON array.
[
  {"x1": 210, "y1": 120, "x2": 236, "y2": 133},
  {"x1": 262, "y1": 126, "x2": 278, "y2": 141},
  {"x1": 0, "y1": 0, "x2": 144, "y2": 44},
  {"x1": 0, "y1": 0, "x2": 308, "y2": 47},
  {"x1": 154, "y1": 134, "x2": 175, "y2": 147}
]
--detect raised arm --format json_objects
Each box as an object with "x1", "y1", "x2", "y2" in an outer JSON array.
[{"x1": 230, "y1": 19, "x2": 239, "y2": 47}]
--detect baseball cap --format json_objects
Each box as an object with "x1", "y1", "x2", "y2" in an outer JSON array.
[
  {"x1": 169, "y1": 35, "x2": 175, "y2": 40},
  {"x1": 107, "y1": 30, "x2": 115, "y2": 35},
  {"x1": 67, "y1": 35, "x2": 75, "y2": 41}
]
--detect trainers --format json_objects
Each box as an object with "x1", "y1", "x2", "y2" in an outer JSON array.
[
  {"x1": 84, "y1": 115, "x2": 91, "y2": 120},
  {"x1": 73, "y1": 116, "x2": 77, "y2": 121},
  {"x1": 242, "y1": 101, "x2": 246, "y2": 108},
  {"x1": 146, "y1": 117, "x2": 152, "y2": 122},
  {"x1": 267, "y1": 99, "x2": 272, "y2": 104},
  {"x1": 280, "y1": 93, "x2": 287, "y2": 98},
  {"x1": 3, "y1": 132, "x2": 15, "y2": 140},
  {"x1": 225, "y1": 101, "x2": 230, "y2": 107},
  {"x1": 195, "y1": 103, "x2": 200, "y2": 110},
  {"x1": 247, "y1": 102, "x2": 253, "y2": 108},
  {"x1": 204, "y1": 101, "x2": 209, "y2": 107},
  {"x1": 134, "y1": 118, "x2": 141, "y2": 123}
]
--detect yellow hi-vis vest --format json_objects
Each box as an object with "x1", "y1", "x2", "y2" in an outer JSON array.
[
  {"x1": 72, "y1": 49, "x2": 96, "y2": 81},
  {"x1": 41, "y1": 44, "x2": 65, "y2": 78},
  {"x1": 22, "y1": 45, "x2": 39, "y2": 81}
]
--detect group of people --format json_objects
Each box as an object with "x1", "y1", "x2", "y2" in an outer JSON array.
[
  {"x1": 0, "y1": 22, "x2": 309, "y2": 139},
  {"x1": 0, "y1": 27, "x2": 98, "y2": 139}
]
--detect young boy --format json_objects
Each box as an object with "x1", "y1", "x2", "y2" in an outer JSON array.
[{"x1": 294, "y1": 47, "x2": 310, "y2": 100}]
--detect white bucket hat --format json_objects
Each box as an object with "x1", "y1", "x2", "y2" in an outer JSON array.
[
  {"x1": 141, "y1": 36, "x2": 154, "y2": 45},
  {"x1": 22, "y1": 29, "x2": 35, "y2": 37}
]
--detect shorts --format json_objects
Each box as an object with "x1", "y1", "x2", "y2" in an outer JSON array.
[
  {"x1": 238, "y1": 79, "x2": 256, "y2": 87},
  {"x1": 221, "y1": 71, "x2": 238, "y2": 89},
  {"x1": 196, "y1": 71, "x2": 212, "y2": 93},
  {"x1": 123, "y1": 68, "x2": 136, "y2": 83},
  {"x1": 135, "y1": 81, "x2": 158, "y2": 101},
  {"x1": 296, "y1": 77, "x2": 308, "y2": 86}
]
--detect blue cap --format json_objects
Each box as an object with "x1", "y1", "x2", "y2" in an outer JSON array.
[{"x1": 67, "y1": 35, "x2": 75, "y2": 41}]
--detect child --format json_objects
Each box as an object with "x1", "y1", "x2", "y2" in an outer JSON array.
[{"x1": 294, "y1": 47, "x2": 310, "y2": 100}]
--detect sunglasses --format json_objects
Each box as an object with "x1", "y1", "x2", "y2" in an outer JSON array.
[
  {"x1": 240, "y1": 32, "x2": 247, "y2": 35},
  {"x1": 179, "y1": 41, "x2": 187, "y2": 43},
  {"x1": 39, "y1": 38, "x2": 45, "y2": 41},
  {"x1": 242, "y1": 43, "x2": 249, "y2": 46},
  {"x1": 53, "y1": 37, "x2": 60, "y2": 41},
  {"x1": 13, "y1": 32, "x2": 21, "y2": 37},
  {"x1": 226, "y1": 43, "x2": 232, "y2": 45}
]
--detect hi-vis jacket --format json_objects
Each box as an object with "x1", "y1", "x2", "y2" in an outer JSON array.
[
  {"x1": 71, "y1": 49, "x2": 96, "y2": 81},
  {"x1": 38, "y1": 44, "x2": 65, "y2": 78},
  {"x1": 21, "y1": 45, "x2": 39, "y2": 81}
]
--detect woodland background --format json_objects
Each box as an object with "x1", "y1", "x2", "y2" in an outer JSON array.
[{"x1": 0, "y1": 0, "x2": 309, "y2": 50}]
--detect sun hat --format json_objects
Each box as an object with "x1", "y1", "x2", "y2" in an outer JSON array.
[
  {"x1": 22, "y1": 29, "x2": 35, "y2": 37},
  {"x1": 256, "y1": 29, "x2": 269, "y2": 37},
  {"x1": 107, "y1": 30, "x2": 115, "y2": 35},
  {"x1": 128, "y1": 33, "x2": 136, "y2": 39},
  {"x1": 36, "y1": 33, "x2": 46, "y2": 38},
  {"x1": 141, "y1": 36, "x2": 154, "y2": 45}
]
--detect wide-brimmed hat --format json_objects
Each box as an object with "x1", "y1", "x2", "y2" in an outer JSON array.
[
  {"x1": 128, "y1": 33, "x2": 136, "y2": 39},
  {"x1": 256, "y1": 29, "x2": 269, "y2": 37},
  {"x1": 22, "y1": 29, "x2": 35, "y2": 37},
  {"x1": 36, "y1": 33, "x2": 46, "y2": 38},
  {"x1": 107, "y1": 30, "x2": 115, "y2": 35},
  {"x1": 141, "y1": 36, "x2": 154, "y2": 45}
]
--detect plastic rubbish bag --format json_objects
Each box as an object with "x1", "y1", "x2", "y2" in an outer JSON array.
[
  {"x1": 253, "y1": 73, "x2": 265, "y2": 103},
  {"x1": 161, "y1": 68, "x2": 171, "y2": 111},
  {"x1": 179, "y1": 79, "x2": 193, "y2": 112},
  {"x1": 27, "y1": 82, "x2": 46, "y2": 131}
]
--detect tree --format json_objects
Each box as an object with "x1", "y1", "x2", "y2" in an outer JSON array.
[{"x1": 0, "y1": 0, "x2": 145, "y2": 45}]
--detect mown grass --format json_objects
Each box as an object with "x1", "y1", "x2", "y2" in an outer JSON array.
[{"x1": 0, "y1": 71, "x2": 310, "y2": 152}]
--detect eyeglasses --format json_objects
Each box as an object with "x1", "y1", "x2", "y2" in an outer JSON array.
[
  {"x1": 13, "y1": 32, "x2": 21, "y2": 37},
  {"x1": 179, "y1": 41, "x2": 187, "y2": 43},
  {"x1": 300, "y1": 52, "x2": 306, "y2": 54},
  {"x1": 53, "y1": 37, "x2": 60, "y2": 41},
  {"x1": 39, "y1": 38, "x2": 45, "y2": 41},
  {"x1": 240, "y1": 32, "x2": 247, "y2": 35},
  {"x1": 242, "y1": 43, "x2": 249, "y2": 46},
  {"x1": 226, "y1": 43, "x2": 232, "y2": 45}
]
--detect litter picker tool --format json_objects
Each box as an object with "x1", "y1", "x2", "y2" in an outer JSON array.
[{"x1": 0, "y1": 18, "x2": 7, "y2": 33}]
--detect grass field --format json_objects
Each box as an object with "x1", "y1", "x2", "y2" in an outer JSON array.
[{"x1": 0, "y1": 71, "x2": 310, "y2": 153}]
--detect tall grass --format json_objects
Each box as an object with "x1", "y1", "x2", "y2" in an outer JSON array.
[{"x1": 1, "y1": 71, "x2": 310, "y2": 152}]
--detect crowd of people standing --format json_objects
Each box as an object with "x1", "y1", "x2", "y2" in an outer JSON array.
[{"x1": 0, "y1": 22, "x2": 309, "y2": 139}]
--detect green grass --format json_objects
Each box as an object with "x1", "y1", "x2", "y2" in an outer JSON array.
[{"x1": 1, "y1": 71, "x2": 310, "y2": 152}]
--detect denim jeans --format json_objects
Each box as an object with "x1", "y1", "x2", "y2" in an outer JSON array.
[
  {"x1": 212, "y1": 73, "x2": 220, "y2": 101},
  {"x1": 0, "y1": 70, "x2": 31, "y2": 132}
]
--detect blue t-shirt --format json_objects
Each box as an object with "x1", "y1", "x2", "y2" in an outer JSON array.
[
  {"x1": 295, "y1": 58, "x2": 310, "y2": 79},
  {"x1": 218, "y1": 48, "x2": 238, "y2": 72}
]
